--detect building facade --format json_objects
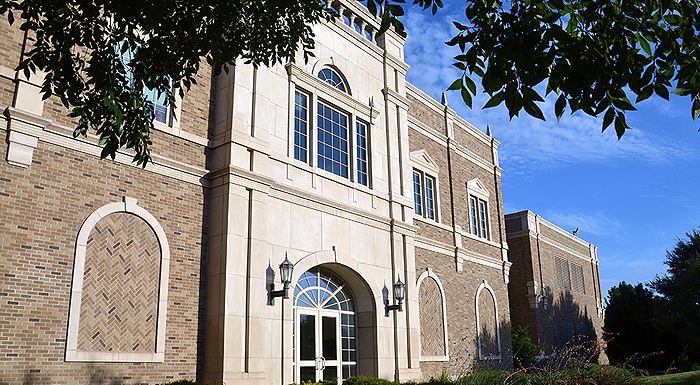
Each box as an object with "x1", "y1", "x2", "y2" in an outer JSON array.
[
  {"x1": 2, "y1": 2, "x2": 523, "y2": 384},
  {"x1": 505, "y1": 211, "x2": 606, "y2": 360}
]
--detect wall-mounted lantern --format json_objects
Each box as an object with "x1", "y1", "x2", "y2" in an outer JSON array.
[
  {"x1": 387, "y1": 277, "x2": 405, "y2": 312},
  {"x1": 271, "y1": 253, "x2": 294, "y2": 305}
]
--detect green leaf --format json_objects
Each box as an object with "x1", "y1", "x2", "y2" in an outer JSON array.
[
  {"x1": 614, "y1": 114, "x2": 628, "y2": 139},
  {"x1": 483, "y1": 92, "x2": 504, "y2": 109},
  {"x1": 523, "y1": 98, "x2": 546, "y2": 121},
  {"x1": 672, "y1": 87, "x2": 692, "y2": 96},
  {"x1": 447, "y1": 78, "x2": 462, "y2": 91},
  {"x1": 655, "y1": 80, "x2": 670, "y2": 100},
  {"x1": 555, "y1": 94, "x2": 566, "y2": 121},
  {"x1": 693, "y1": 96, "x2": 700, "y2": 120},
  {"x1": 464, "y1": 77, "x2": 477, "y2": 95},
  {"x1": 602, "y1": 108, "x2": 615, "y2": 133},
  {"x1": 461, "y1": 86, "x2": 472, "y2": 108},
  {"x1": 639, "y1": 37, "x2": 652, "y2": 56},
  {"x1": 636, "y1": 85, "x2": 653, "y2": 103}
]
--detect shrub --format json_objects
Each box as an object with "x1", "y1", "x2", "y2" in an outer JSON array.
[
  {"x1": 511, "y1": 324, "x2": 540, "y2": 368},
  {"x1": 343, "y1": 376, "x2": 394, "y2": 385}
]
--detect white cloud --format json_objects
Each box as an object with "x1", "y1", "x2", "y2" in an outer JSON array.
[
  {"x1": 543, "y1": 210, "x2": 622, "y2": 237},
  {"x1": 402, "y1": 8, "x2": 697, "y2": 175}
]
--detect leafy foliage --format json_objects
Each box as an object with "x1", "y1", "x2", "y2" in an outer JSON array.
[
  {"x1": 511, "y1": 324, "x2": 540, "y2": 368},
  {"x1": 604, "y1": 282, "x2": 665, "y2": 369},
  {"x1": 0, "y1": 0, "x2": 333, "y2": 166},
  {"x1": 649, "y1": 229, "x2": 700, "y2": 368},
  {"x1": 4, "y1": 0, "x2": 699, "y2": 165},
  {"x1": 369, "y1": 0, "x2": 700, "y2": 138}
]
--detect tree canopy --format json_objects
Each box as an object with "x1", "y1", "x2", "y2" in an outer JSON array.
[
  {"x1": 649, "y1": 228, "x2": 700, "y2": 364},
  {"x1": 604, "y1": 229, "x2": 700, "y2": 370},
  {"x1": 603, "y1": 282, "x2": 663, "y2": 368},
  {"x1": 2, "y1": 0, "x2": 699, "y2": 165},
  {"x1": 0, "y1": 0, "x2": 333, "y2": 165}
]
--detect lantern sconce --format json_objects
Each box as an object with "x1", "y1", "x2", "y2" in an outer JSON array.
[
  {"x1": 271, "y1": 253, "x2": 294, "y2": 305},
  {"x1": 386, "y1": 277, "x2": 406, "y2": 312}
]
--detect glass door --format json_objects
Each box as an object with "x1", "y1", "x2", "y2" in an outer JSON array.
[
  {"x1": 296, "y1": 309, "x2": 341, "y2": 382},
  {"x1": 293, "y1": 268, "x2": 357, "y2": 384}
]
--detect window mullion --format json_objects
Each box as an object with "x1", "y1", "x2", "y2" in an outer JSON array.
[{"x1": 349, "y1": 113, "x2": 356, "y2": 183}]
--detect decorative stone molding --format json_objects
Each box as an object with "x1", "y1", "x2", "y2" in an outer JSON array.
[
  {"x1": 4, "y1": 107, "x2": 52, "y2": 167},
  {"x1": 65, "y1": 197, "x2": 171, "y2": 362}
]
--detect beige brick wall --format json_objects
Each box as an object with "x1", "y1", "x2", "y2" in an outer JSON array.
[
  {"x1": 415, "y1": 248, "x2": 512, "y2": 376},
  {"x1": 0, "y1": 16, "x2": 24, "y2": 72},
  {"x1": 407, "y1": 94, "x2": 447, "y2": 137},
  {"x1": 0, "y1": 135, "x2": 208, "y2": 384},
  {"x1": 505, "y1": 214, "x2": 606, "y2": 362}
]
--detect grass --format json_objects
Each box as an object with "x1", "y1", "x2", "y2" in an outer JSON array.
[{"x1": 641, "y1": 371, "x2": 700, "y2": 385}]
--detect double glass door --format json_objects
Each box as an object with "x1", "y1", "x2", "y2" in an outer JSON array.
[
  {"x1": 293, "y1": 268, "x2": 358, "y2": 384},
  {"x1": 296, "y1": 309, "x2": 340, "y2": 382}
]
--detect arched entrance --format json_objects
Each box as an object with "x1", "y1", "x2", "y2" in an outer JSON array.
[{"x1": 294, "y1": 267, "x2": 357, "y2": 383}]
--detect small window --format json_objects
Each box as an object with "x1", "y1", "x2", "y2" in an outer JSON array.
[
  {"x1": 118, "y1": 43, "x2": 172, "y2": 125},
  {"x1": 413, "y1": 170, "x2": 437, "y2": 221},
  {"x1": 294, "y1": 91, "x2": 309, "y2": 162},
  {"x1": 318, "y1": 68, "x2": 346, "y2": 92},
  {"x1": 470, "y1": 196, "x2": 490, "y2": 240},
  {"x1": 356, "y1": 121, "x2": 369, "y2": 186},
  {"x1": 555, "y1": 256, "x2": 572, "y2": 291}
]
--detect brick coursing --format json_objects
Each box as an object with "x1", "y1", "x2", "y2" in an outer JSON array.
[
  {"x1": 415, "y1": 247, "x2": 512, "y2": 376},
  {"x1": 0, "y1": 136, "x2": 208, "y2": 384},
  {"x1": 505, "y1": 214, "x2": 606, "y2": 362}
]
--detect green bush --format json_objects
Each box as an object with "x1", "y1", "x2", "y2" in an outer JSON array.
[
  {"x1": 511, "y1": 324, "x2": 540, "y2": 368},
  {"x1": 343, "y1": 376, "x2": 394, "y2": 385}
]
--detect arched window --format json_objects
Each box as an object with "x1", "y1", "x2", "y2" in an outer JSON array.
[
  {"x1": 476, "y1": 280, "x2": 501, "y2": 360},
  {"x1": 65, "y1": 197, "x2": 170, "y2": 362},
  {"x1": 318, "y1": 68, "x2": 347, "y2": 92},
  {"x1": 294, "y1": 268, "x2": 356, "y2": 383},
  {"x1": 417, "y1": 269, "x2": 449, "y2": 361}
]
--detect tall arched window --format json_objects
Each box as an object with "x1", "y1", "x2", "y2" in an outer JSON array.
[
  {"x1": 476, "y1": 280, "x2": 501, "y2": 359},
  {"x1": 294, "y1": 268, "x2": 357, "y2": 383},
  {"x1": 417, "y1": 269, "x2": 449, "y2": 361}
]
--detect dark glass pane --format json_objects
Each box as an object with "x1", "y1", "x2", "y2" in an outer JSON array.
[
  {"x1": 300, "y1": 367, "x2": 316, "y2": 383},
  {"x1": 323, "y1": 366, "x2": 337, "y2": 381},
  {"x1": 300, "y1": 314, "x2": 316, "y2": 360},
  {"x1": 323, "y1": 298, "x2": 339, "y2": 310},
  {"x1": 322, "y1": 316, "x2": 337, "y2": 360}
]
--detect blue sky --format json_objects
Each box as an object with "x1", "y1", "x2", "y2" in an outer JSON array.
[{"x1": 401, "y1": 3, "x2": 700, "y2": 298}]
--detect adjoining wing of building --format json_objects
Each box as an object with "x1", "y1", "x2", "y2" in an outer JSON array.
[
  {"x1": 505, "y1": 211, "x2": 606, "y2": 360},
  {"x1": 0, "y1": 1, "x2": 603, "y2": 384}
]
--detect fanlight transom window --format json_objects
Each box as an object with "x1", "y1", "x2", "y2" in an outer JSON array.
[
  {"x1": 294, "y1": 269, "x2": 355, "y2": 311},
  {"x1": 318, "y1": 68, "x2": 347, "y2": 93}
]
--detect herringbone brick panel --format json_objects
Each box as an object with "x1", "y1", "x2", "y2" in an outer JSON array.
[
  {"x1": 478, "y1": 289, "x2": 498, "y2": 356},
  {"x1": 419, "y1": 277, "x2": 445, "y2": 356},
  {"x1": 77, "y1": 212, "x2": 161, "y2": 353}
]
